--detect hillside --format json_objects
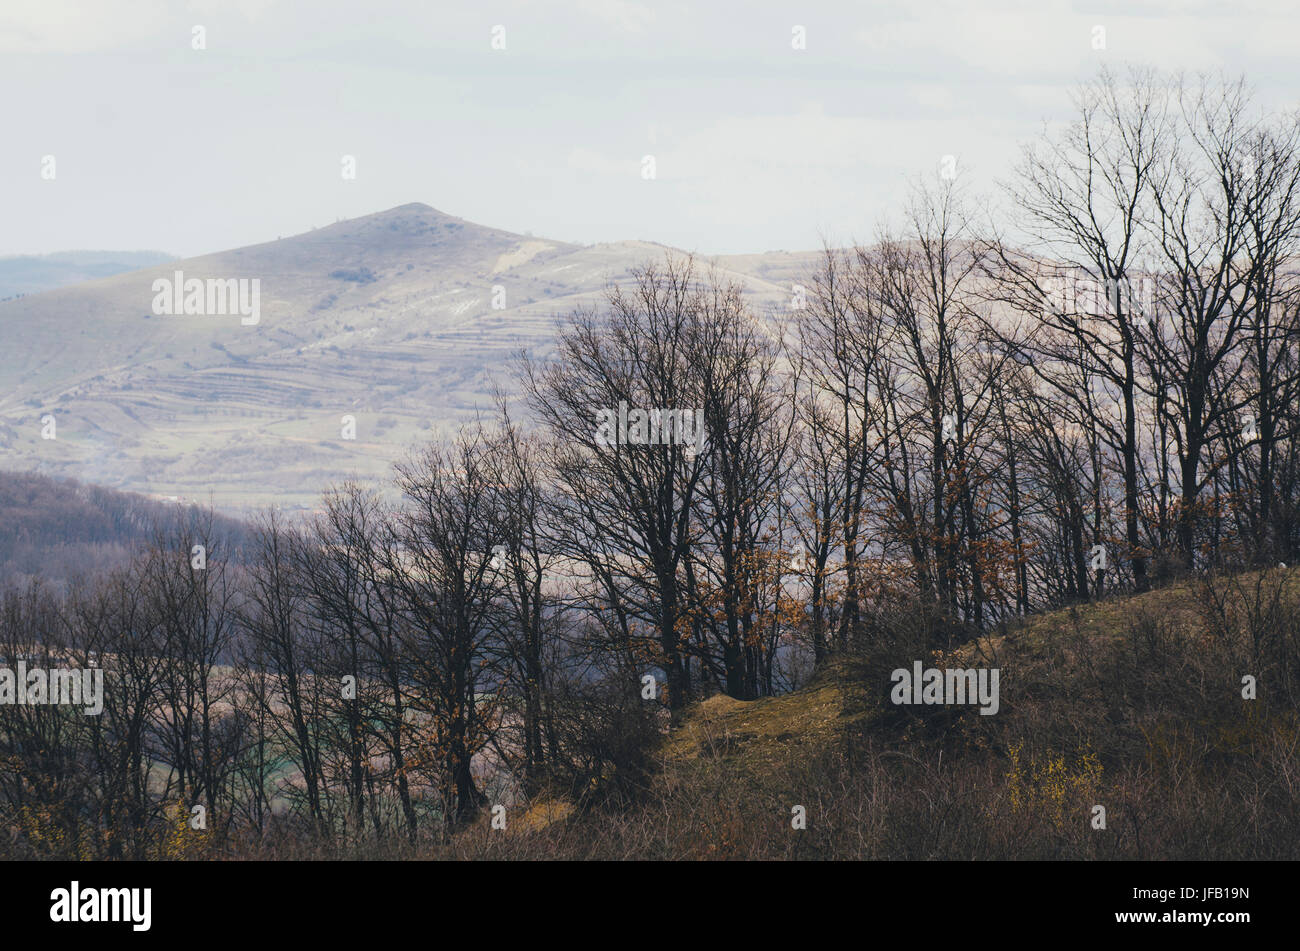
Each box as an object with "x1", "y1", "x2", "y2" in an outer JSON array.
[
  {"x1": 0, "y1": 204, "x2": 806, "y2": 511},
  {"x1": 427, "y1": 572, "x2": 1300, "y2": 860},
  {"x1": 0, "y1": 469, "x2": 254, "y2": 588}
]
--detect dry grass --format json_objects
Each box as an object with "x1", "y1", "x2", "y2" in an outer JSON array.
[{"x1": 421, "y1": 567, "x2": 1300, "y2": 860}]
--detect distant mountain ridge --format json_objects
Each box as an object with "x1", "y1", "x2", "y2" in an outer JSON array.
[
  {"x1": 0, "y1": 250, "x2": 176, "y2": 301},
  {"x1": 0, "y1": 204, "x2": 817, "y2": 511}
]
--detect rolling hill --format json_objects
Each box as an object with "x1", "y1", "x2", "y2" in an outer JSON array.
[
  {"x1": 0, "y1": 204, "x2": 816, "y2": 512},
  {"x1": 436, "y1": 570, "x2": 1300, "y2": 860},
  {"x1": 0, "y1": 468, "x2": 255, "y2": 588}
]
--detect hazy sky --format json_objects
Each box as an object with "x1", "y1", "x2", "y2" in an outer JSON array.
[{"x1": 5, "y1": 0, "x2": 1300, "y2": 258}]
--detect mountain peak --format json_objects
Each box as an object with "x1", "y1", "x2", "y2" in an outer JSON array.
[
  {"x1": 308, "y1": 202, "x2": 511, "y2": 244},
  {"x1": 285, "y1": 202, "x2": 516, "y2": 258},
  {"x1": 366, "y1": 202, "x2": 461, "y2": 223}
]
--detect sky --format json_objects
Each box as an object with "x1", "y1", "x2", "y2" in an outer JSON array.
[{"x1": 4, "y1": 0, "x2": 1300, "y2": 259}]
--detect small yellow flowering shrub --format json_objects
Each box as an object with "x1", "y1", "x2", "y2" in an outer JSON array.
[{"x1": 1006, "y1": 740, "x2": 1103, "y2": 829}]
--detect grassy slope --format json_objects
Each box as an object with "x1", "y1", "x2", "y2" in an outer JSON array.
[
  {"x1": 465, "y1": 570, "x2": 1300, "y2": 859},
  {"x1": 673, "y1": 570, "x2": 1295, "y2": 757}
]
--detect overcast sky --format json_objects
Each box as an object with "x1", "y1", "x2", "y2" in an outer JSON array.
[{"x1": 4, "y1": 0, "x2": 1300, "y2": 258}]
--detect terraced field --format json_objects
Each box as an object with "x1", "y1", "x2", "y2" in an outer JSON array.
[{"x1": 0, "y1": 203, "x2": 814, "y2": 513}]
